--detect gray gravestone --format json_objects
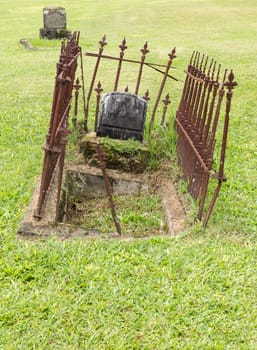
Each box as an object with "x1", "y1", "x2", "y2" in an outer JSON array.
[
  {"x1": 40, "y1": 7, "x2": 71, "y2": 39},
  {"x1": 96, "y1": 92, "x2": 147, "y2": 141},
  {"x1": 43, "y1": 7, "x2": 66, "y2": 29}
]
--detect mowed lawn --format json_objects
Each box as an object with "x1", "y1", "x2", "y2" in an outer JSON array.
[{"x1": 0, "y1": 0, "x2": 256, "y2": 349}]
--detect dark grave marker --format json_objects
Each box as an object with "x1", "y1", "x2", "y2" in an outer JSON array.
[{"x1": 96, "y1": 92, "x2": 147, "y2": 141}]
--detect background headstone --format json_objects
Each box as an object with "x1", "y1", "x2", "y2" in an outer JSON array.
[
  {"x1": 43, "y1": 7, "x2": 66, "y2": 29},
  {"x1": 40, "y1": 7, "x2": 71, "y2": 39}
]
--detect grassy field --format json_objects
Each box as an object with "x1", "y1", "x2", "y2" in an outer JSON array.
[{"x1": 0, "y1": 0, "x2": 257, "y2": 348}]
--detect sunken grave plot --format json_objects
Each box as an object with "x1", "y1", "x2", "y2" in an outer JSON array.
[{"x1": 18, "y1": 33, "x2": 237, "y2": 238}]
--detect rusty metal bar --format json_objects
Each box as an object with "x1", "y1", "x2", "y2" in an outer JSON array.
[
  {"x1": 160, "y1": 93, "x2": 170, "y2": 126},
  {"x1": 186, "y1": 52, "x2": 200, "y2": 126},
  {"x1": 114, "y1": 38, "x2": 127, "y2": 91},
  {"x1": 190, "y1": 61, "x2": 220, "y2": 200},
  {"x1": 175, "y1": 51, "x2": 237, "y2": 225},
  {"x1": 72, "y1": 78, "x2": 81, "y2": 127},
  {"x1": 189, "y1": 54, "x2": 205, "y2": 129},
  {"x1": 203, "y1": 71, "x2": 237, "y2": 225},
  {"x1": 149, "y1": 47, "x2": 176, "y2": 132},
  {"x1": 34, "y1": 32, "x2": 80, "y2": 219},
  {"x1": 86, "y1": 51, "x2": 171, "y2": 68},
  {"x1": 191, "y1": 55, "x2": 206, "y2": 135},
  {"x1": 93, "y1": 142, "x2": 122, "y2": 235},
  {"x1": 176, "y1": 51, "x2": 195, "y2": 122},
  {"x1": 189, "y1": 61, "x2": 218, "y2": 198},
  {"x1": 35, "y1": 72, "x2": 70, "y2": 218},
  {"x1": 207, "y1": 69, "x2": 227, "y2": 155},
  {"x1": 194, "y1": 56, "x2": 209, "y2": 133},
  {"x1": 175, "y1": 118, "x2": 210, "y2": 174},
  {"x1": 198, "y1": 59, "x2": 214, "y2": 141},
  {"x1": 55, "y1": 97, "x2": 72, "y2": 138},
  {"x1": 85, "y1": 35, "x2": 107, "y2": 122},
  {"x1": 79, "y1": 51, "x2": 88, "y2": 132},
  {"x1": 202, "y1": 62, "x2": 218, "y2": 150},
  {"x1": 218, "y1": 70, "x2": 237, "y2": 177},
  {"x1": 85, "y1": 52, "x2": 177, "y2": 81},
  {"x1": 55, "y1": 116, "x2": 70, "y2": 223},
  {"x1": 94, "y1": 81, "x2": 103, "y2": 131},
  {"x1": 135, "y1": 41, "x2": 149, "y2": 95}
]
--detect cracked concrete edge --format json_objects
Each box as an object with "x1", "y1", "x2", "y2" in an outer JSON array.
[
  {"x1": 18, "y1": 168, "x2": 60, "y2": 237},
  {"x1": 157, "y1": 176, "x2": 186, "y2": 236}
]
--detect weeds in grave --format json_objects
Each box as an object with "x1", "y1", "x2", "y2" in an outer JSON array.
[{"x1": 65, "y1": 192, "x2": 162, "y2": 237}]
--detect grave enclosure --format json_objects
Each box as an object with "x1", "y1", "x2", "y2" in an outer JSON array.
[{"x1": 18, "y1": 32, "x2": 237, "y2": 238}]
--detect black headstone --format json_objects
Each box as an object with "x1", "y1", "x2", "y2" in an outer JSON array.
[{"x1": 96, "y1": 92, "x2": 147, "y2": 141}]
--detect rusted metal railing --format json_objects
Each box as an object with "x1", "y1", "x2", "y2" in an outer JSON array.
[
  {"x1": 92, "y1": 142, "x2": 122, "y2": 235},
  {"x1": 84, "y1": 35, "x2": 177, "y2": 133},
  {"x1": 175, "y1": 51, "x2": 237, "y2": 225},
  {"x1": 72, "y1": 77, "x2": 81, "y2": 127},
  {"x1": 34, "y1": 32, "x2": 81, "y2": 221}
]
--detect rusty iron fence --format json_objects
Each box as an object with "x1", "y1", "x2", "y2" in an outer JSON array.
[
  {"x1": 33, "y1": 34, "x2": 177, "y2": 223},
  {"x1": 34, "y1": 32, "x2": 82, "y2": 221},
  {"x1": 175, "y1": 51, "x2": 237, "y2": 226},
  {"x1": 33, "y1": 33, "x2": 237, "y2": 228},
  {"x1": 83, "y1": 35, "x2": 177, "y2": 133}
]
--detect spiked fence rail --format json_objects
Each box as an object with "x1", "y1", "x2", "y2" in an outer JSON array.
[
  {"x1": 84, "y1": 35, "x2": 177, "y2": 134},
  {"x1": 175, "y1": 51, "x2": 237, "y2": 226},
  {"x1": 34, "y1": 32, "x2": 81, "y2": 221}
]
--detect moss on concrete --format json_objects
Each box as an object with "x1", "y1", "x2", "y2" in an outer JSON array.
[{"x1": 79, "y1": 133, "x2": 150, "y2": 173}]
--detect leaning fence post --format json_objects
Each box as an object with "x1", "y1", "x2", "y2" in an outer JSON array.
[
  {"x1": 79, "y1": 50, "x2": 88, "y2": 132},
  {"x1": 72, "y1": 78, "x2": 81, "y2": 127},
  {"x1": 34, "y1": 33, "x2": 80, "y2": 219},
  {"x1": 160, "y1": 93, "x2": 171, "y2": 126},
  {"x1": 149, "y1": 47, "x2": 176, "y2": 133},
  {"x1": 114, "y1": 38, "x2": 127, "y2": 91},
  {"x1": 203, "y1": 70, "x2": 237, "y2": 226},
  {"x1": 85, "y1": 35, "x2": 107, "y2": 127},
  {"x1": 94, "y1": 81, "x2": 103, "y2": 132},
  {"x1": 135, "y1": 41, "x2": 149, "y2": 95},
  {"x1": 93, "y1": 142, "x2": 122, "y2": 235}
]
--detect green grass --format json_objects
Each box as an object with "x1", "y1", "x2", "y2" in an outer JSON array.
[
  {"x1": 1, "y1": 236, "x2": 256, "y2": 349},
  {"x1": 0, "y1": 0, "x2": 257, "y2": 348},
  {"x1": 65, "y1": 192, "x2": 162, "y2": 236}
]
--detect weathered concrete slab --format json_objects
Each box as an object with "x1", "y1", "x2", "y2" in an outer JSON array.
[{"x1": 65, "y1": 164, "x2": 150, "y2": 200}]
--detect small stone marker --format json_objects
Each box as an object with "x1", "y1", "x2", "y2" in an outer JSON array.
[
  {"x1": 40, "y1": 7, "x2": 71, "y2": 39},
  {"x1": 96, "y1": 92, "x2": 147, "y2": 141}
]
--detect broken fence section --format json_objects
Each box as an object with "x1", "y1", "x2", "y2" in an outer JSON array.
[
  {"x1": 175, "y1": 51, "x2": 237, "y2": 226},
  {"x1": 34, "y1": 32, "x2": 81, "y2": 221}
]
